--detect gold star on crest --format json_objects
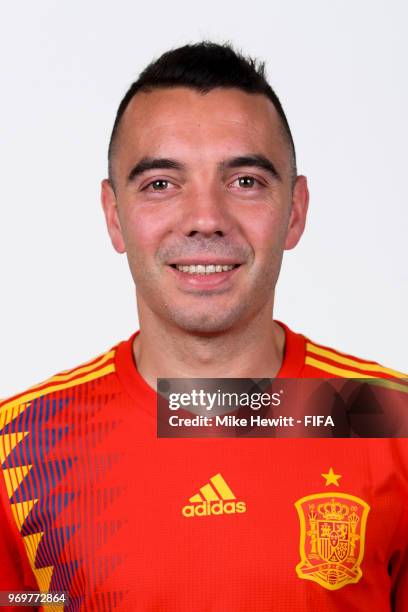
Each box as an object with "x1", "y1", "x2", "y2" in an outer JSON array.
[{"x1": 321, "y1": 467, "x2": 342, "y2": 487}]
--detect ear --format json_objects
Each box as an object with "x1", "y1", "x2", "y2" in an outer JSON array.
[
  {"x1": 101, "y1": 179, "x2": 126, "y2": 253},
  {"x1": 284, "y1": 175, "x2": 309, "y2": 250}
]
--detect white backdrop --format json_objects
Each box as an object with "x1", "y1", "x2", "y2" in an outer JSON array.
[{"x1": 1, "y1": 0, "x2": 407, "y2": 396}]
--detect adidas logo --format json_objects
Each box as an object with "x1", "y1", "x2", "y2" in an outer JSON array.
[{"x1": 182, "y1": 473, "x2": 246, "y2": 518}]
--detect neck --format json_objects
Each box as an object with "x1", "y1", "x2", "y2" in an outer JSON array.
[{"x1": 133, "y1": 307, "x2": 286, "y2": 391}]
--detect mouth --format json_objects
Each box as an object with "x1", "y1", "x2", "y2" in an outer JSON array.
[
  {"x1": 167, "y1": 261, "x2": 242, "y2": 290},
  {"x1": 169, "y1": 263, "x2": 241, "y2": 275}
]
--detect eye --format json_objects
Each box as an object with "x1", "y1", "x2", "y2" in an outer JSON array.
[
  {"x1": 145, "y1": 179, "x2": 169, "y2": 191},
  {"x1": 237, "y1": 176, "x2": 256, "y2": 188},
  {"x1": 229, "y1": 175, "x2": 263, "y2": 190}
]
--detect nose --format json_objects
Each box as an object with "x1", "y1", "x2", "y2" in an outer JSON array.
[{"x1": 179, "y1": 185, "x2": 233, "y2": 238}]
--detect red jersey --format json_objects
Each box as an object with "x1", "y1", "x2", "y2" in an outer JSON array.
[{"x1": 0, "y1": 321, "x2": 407, "y2": 611}]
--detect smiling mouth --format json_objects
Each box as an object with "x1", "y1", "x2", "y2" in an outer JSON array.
[{"x1": 169, "y1": 264, "x2": 241, "y2": 275}]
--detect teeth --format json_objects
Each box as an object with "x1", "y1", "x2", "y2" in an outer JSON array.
[{"x1": 175, "y1": 264, "x2": 236, "y2": 274}]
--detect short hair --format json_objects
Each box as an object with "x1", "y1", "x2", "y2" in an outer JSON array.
[{"x1": 108, "y1": 41, "x2": 297, "y2": 186}]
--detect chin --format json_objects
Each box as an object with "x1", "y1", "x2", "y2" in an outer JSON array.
[{"x1": 166, "y1": 306, "x2": 244, "y2": 335}]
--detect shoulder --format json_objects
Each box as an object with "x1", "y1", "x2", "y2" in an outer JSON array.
[
  {"x1": 301, "y1": 333, "x2": 407, "y2": 382},
  {"x1": 0, "y1": 341, "x2": 122, "y2": 415}
]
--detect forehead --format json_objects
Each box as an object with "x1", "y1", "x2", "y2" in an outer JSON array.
[{"x1": 115, "y1": 87, "x2": 290, "y2": 169}]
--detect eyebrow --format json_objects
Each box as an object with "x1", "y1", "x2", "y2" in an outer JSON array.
[
  {"x1": 126, "y1": 153, "x2": 281, "y2": 183},
  {"x1": 219, "y1": 155, "x2": 281, "y2": 181},
  {"x1": 127, "y1": 157, "x2": 186, "y2": 182}
]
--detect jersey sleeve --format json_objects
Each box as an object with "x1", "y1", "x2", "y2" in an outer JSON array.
[
  {"x1": 0, "y1": 463, "x2": 41, "y2": 610},
  {"x1": 389, "y1": 441, "x2": 408, "y2": 611},
  {"x1": 390, "y1": 515, "x2": 408, "y2": 611}
]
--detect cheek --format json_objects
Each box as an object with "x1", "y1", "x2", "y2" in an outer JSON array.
[
  {"x1": 238, "y1": 206, "x2": 289, "y2": 260},
  {"x1": 121, "y1": 209, "x2": 170, "y2": 259}
]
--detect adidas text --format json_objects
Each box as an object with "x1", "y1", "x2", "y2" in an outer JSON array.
[{"x1": 182, "y1": 500, "x2": 247, "y2": 517}]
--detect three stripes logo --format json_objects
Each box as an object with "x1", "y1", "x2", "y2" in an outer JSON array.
[{"x1": 182, "y1": 473, "x2": 246, "y2": 518}]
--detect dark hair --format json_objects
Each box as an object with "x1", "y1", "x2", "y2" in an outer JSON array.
[{"x1": 108, "y1": 41, "x2": 297, "y2": 185}]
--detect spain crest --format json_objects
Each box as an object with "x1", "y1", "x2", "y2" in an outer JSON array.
[{"x1": 295, "y1": 492, "x2": 370, "y2": 590}]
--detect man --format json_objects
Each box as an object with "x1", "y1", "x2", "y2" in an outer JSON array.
[{"x1": 0, "y1": 42, "x2": 407, "y2": 611}]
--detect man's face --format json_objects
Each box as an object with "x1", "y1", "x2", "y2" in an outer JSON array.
[{"x1": 102, "y1": 87, "x2": 308, "y2": 334}]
